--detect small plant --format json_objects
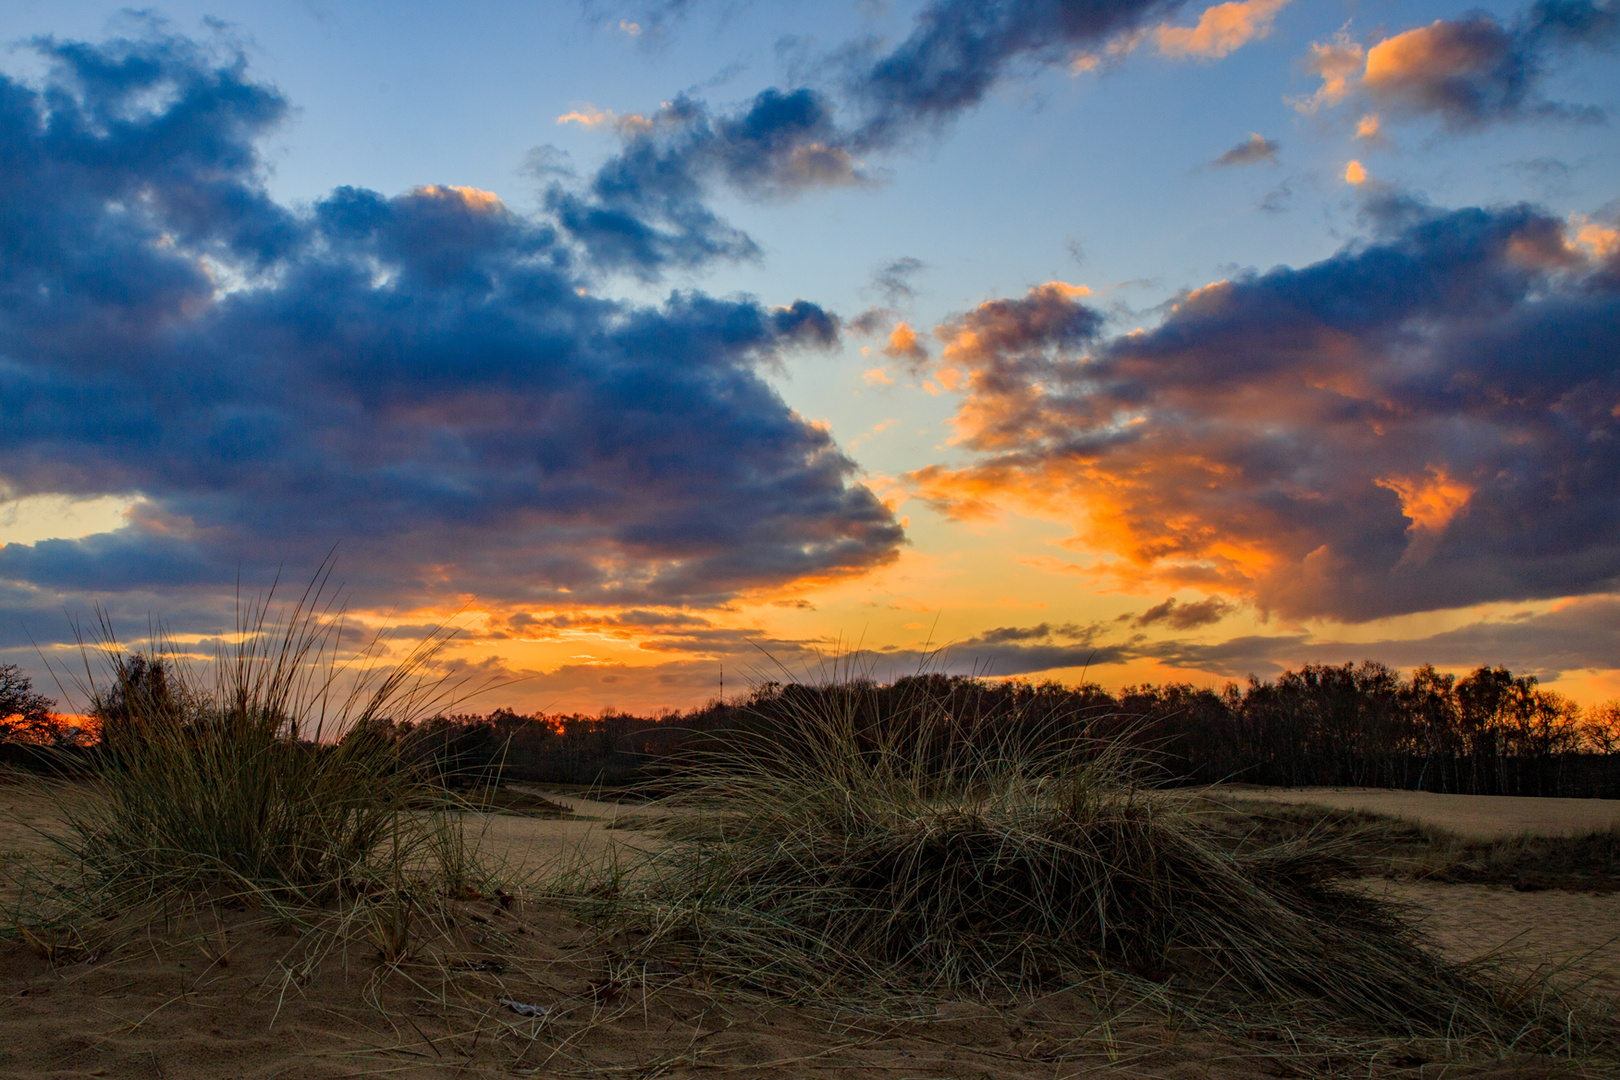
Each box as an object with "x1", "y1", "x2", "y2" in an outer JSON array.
[{"x1": 17, "y1": 573, "x2": 474, "y2": 921}]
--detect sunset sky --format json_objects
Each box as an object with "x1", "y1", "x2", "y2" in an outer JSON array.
[{"x1": 1, "y1": 0, "x2": 1617, "y2": 715}]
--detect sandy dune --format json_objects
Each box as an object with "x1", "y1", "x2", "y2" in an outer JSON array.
[
  {"x1": 2, "y1": 777, "x2": 1614, "y2": 1077},
  {"x1": 1225, "y1": 785, "x2": 1620, "y2": 839},
  {"x1": 448, "y1": 790, "x2": 667, "y2": 882}
]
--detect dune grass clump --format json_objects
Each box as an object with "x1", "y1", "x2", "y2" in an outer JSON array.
[
  {"x1": 23, "y1": 583, "x2": 471, "y2": 916},
  {"x1": 591, "y1": 679, "x2": 1600, "y2": 1051}
]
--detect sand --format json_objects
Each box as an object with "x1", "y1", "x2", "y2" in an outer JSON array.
[
  {"x1": 0, "y1": 898, "x2": 1559, "y2": 1080},
  {"x1": 1366, "y1": 880, "x2": 1620, "y2": 998},
  {"x1": 1224, "y1": 786, "x2": 1620, "y2": 839},
  {"x1": 2, "y1": 777, "x2": 1612, "y2": 1078},
  {"x1": 446, "y1": 790, "x2": 667, "y2": 881}
]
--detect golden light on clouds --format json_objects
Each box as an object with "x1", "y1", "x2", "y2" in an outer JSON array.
[
  {"x1": 1154, "y1": 0, "x2": 1291, "y2": 60},
  {"x1": 557, "y1": 105, "x2": 654, "y2": 134},
  {"x1": 1294, "y1": 33, "x2": 1365, "y2": 112},
  {"x1": 1344, "y1": 160, "x2": 1368, "y2": 184},
  {"x1": 1376, "y1": 467, "x2": 1474, "y2": 535},
  {"x1": 882, "y1": 321, "x2": 927, "y2": 362},
  {"x1": 1364, "y1": 22, "x2": 1477, "y2": 89},
  {"x1": 412, "y1": 184, "x2": 504, "y2": 212},
  {"x1": 1573, "y1": 220, "x2": 1620, "y2": 261}
]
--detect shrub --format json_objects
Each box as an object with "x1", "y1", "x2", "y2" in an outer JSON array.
[
  {"x1": 47, "y1": 586, "x2": 461, "y2": 906},
  {"x1": 0, "y1": 664, "x2": 56, "y2": 743},
  {"x1": 593, "y1": 677, "x2": 1595, "y2": 1050}
]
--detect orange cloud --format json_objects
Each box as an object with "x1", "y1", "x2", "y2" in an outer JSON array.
[
  {"x1": 557, "y1": 105, "x2": 654, "y2": 135},
  {"x1": 937, "y1": 281, "x2": 1091, "y2": 366},
  {"x1": 1293, "y1": 32, "x2": 1365, "y2": 112},
  {"x1": 1376, "y1": 467, "x2": 1474, "y2": 533},
  {"x1": 1291, "y1": 11, "x2": 1588, "y2": 130},
  {"x1": 909, "y1": 463, "x2": 1008, "y2": 523},
  {"x1": 411, "y1": 185, "x2": 504, "y2": 212},
  {"x1": 931, "y1": 282, "x2": 1099, "y2": 453},
  {"x1": 863, "y1": 366, "x2": 895, "y2": 386},
  {"x1": 1573, "y1": 220, "x2": 1620, "y2": 262},
  {"x1": 1155, "y1": 0, "x2": 1291, "y2": 59},
  {"x1": 1344, "y1": 160, "x2": 1368, "y2": 184},
  {"x1": 881, "y1": 321, "x2": 928, "y2": 363},
  {"x1": 1364, "y1": 21, "x2": 1495, "y2": 92},
  {"x1": 1355, "y1": 113, "x2": 1382, "y2": 140},
  {"x1": 904, "y1": 205, "x2": 1620, "y2": 623}
]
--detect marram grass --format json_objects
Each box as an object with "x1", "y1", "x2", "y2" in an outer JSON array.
[
  {"x1": 584, "y1": 677, "x2": 1614, "y2": 1057},
  {"x1": 14, "y1": 580, "x2": 482, "y2": 923}
]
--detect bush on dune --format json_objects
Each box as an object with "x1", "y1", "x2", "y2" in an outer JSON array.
[
  {"x1": 590, "y1": 677, "x2": 1606, "y2": 1054},
  {"x1": 26, "y1": 584, "x2": 468, "y2": 912}
]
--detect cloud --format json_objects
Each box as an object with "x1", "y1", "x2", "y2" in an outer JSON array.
[
  {"x1": 850, "y1": 258, "x2": 928, "y2": 345},
  {"x1": 551, "y1": 4, "x2": 1196, "y2": 272},
  {"x1": 1154, "y1": 0, "x2": 1290, "y2": 60},
  {"x1": 557, "y1": 104, "x2": 655, "y2": 134},
  {"x1": 1130, "y1": 597, "x2": 1620, "y2": 683},
  {"x1": 550, "y1": 1, "x2": 1294, "y2": 268},
  {"x1": 844, "y1": 0, "x2": 1186, "y2": 147},
  {"x1": 544, "y1": 86, "x2": 875, "y2": 277},
  {"x1": 881, "y1": 321, "x2": 929, "y2": 363},
  {"x1": 580, "y1": 1, "x2": 698, "y2": 51},
  {"x1": 922, "y1": 596, "x2": 1620, "y2": 686},
  {"x1": 973, "y1": 621, "x2": 1097, "y2": 644},
  {"x1": 1134, "y1": 596, "x2": 1234, "y2": 629},
  {"x1": 1257, "y1": 179, "x2": 1292, "y2": 214},
  {"x1": 0, "y1": 29, "x2": 905, "y2": 636},
  {"x1": 872, "y1": 256, "x2": 926, "y2": 305},
  {"x1": 918, "y1": 280, "x2": 1102, "y2": 456},
  {"x1": 1297, "y1": 2, "x2": 1619, "y2": 130},
  {"x1": 461, "y1": 593, "x2": 1620, "y2": 704},
  {"x1": 1212, "y1": 132, "x2": 1278, "y2": 166},
  {"x1": 910, "y1": 199, "x2": 1620, "y2": 622}
]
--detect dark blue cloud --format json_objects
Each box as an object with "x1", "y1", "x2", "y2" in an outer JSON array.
[
  {"x1": 914, "y1": 198, "x2": 1620, "y2": 621},
  {"x1": 0, "y1": 30, "x2": 905, "y2": 632},
  {"x1": 549, "y1": 2, "x2": 1184, "y2": 275},
  {"x1": 845, "y1": 0, "x2": 1181, "y2": 148},
  {"x1": 547, "y1": 88, "x2": 863, "y2": 276},
  {"x1": 1531, "y1": 0, "x2": 1620, "y2": 44}
]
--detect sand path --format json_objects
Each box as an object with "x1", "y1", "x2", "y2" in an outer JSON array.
[
  {"x1": 1225, "y1": 785, "x2": 1620, "y2": 839},
  {"x1": 451, "y1": 789, "x2": 667, "y2": 880}
]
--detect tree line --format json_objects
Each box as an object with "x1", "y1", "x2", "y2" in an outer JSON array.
[
  {"x1": 372, "y1": 661, "x2": 1620, "y2": 798},
  {"x1": 4, "y1": 659, "x2": 1619, "y2": 797}
]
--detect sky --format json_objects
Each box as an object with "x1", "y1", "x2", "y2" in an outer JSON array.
[{"x1": 0, "y1": 0, "x2": 1617, "y2": 715}]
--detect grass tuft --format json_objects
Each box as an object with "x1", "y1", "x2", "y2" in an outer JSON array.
[
  {"x1": 4, "y1": 575, "x2": 487, "y2": 941},
  {"x1": 585, "y1": 676, "x2": 1613, "y2": 1057}
]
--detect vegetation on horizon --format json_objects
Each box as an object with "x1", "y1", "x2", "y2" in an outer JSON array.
[{"x1": 305, "y1": 660, "x2": 1620, "y2": 798}]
